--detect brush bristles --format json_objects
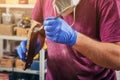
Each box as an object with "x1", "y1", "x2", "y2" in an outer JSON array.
[{"x1": 53, "y1": 0, "x2": 72, "y2": 13}]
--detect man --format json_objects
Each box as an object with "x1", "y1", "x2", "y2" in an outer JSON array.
[{"x1": 17, "y1": 0, "x2": 120, "y2": 80}]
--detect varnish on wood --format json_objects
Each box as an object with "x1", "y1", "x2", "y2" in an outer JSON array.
[{"x1": 24, "y1": 20, "x2": 40, "y2": 70}]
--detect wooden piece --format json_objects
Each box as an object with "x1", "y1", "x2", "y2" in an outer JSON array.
[
  {"x1": 24, "y1": 0, "x2": 44, "y2": 70},
  {"x1": 24, "y1": 20, "x2": 41, "y2": 70}
]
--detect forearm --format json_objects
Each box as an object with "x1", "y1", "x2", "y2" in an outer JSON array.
[{"x1": 73, "y1": 32, "x2": 120, "y2": 70}]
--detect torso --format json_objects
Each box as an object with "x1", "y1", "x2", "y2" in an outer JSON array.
[{"x1": 42, "y1": 0, "x2": 116, "y2": 80}]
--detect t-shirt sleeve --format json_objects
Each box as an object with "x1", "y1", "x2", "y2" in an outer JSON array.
[
  {"x1": 32, "y1": 0, "x2": 44, "y2": 23},
  {"x1": 99, "y1": 0, "x2": 120, "y2": 42}
]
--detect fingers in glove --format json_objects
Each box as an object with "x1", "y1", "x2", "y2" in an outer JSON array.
[
  {"x1": 17, "y1": 46, "x2": 26, "y2": 62},
  {"x1": 35, "y1": 40, "x2": 41, "y2": 54},
  {"x1": 20, "y1": 40, "x2": 27, "y2": 53}
]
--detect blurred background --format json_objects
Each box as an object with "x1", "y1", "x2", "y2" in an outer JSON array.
[{"x1": 0, "y1": 0, "x2": 47, "y2": 80}]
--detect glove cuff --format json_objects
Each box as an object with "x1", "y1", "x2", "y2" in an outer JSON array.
[{"x1": 68, "y1": 30, "x2": 77, "y2": 46}]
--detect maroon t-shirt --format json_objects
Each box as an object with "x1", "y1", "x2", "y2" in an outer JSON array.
[{"x1": 32, "y1": 0, "x2": 120, "y2": 80}]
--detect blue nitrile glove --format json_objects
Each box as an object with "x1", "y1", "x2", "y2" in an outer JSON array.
[
  {"x1": 44, "y1": 17, "x2": 77, "y2": 46},
  {"x1": 17, "y1": 40, "x2": 41, "y2": 62}
]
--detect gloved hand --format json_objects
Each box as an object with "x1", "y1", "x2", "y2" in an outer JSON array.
[
  {"x1": 17, "y1": 40, "x2": 41, "y2": 62},
  {"x1": 44, "y1": 17, "x2": 77, "y2": 46}
]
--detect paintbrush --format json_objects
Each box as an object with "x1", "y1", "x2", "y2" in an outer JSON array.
[{"x1": 33, "y1": 5, "x2": 75, "y2": 33}]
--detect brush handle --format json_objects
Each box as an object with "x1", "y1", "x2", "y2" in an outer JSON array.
[
  {"x1": 33, "y1": 16, "x2": 58, "y2": 32},
  {"x1": 34, "y1": 5, "x2": 74, "y2": 32}
]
